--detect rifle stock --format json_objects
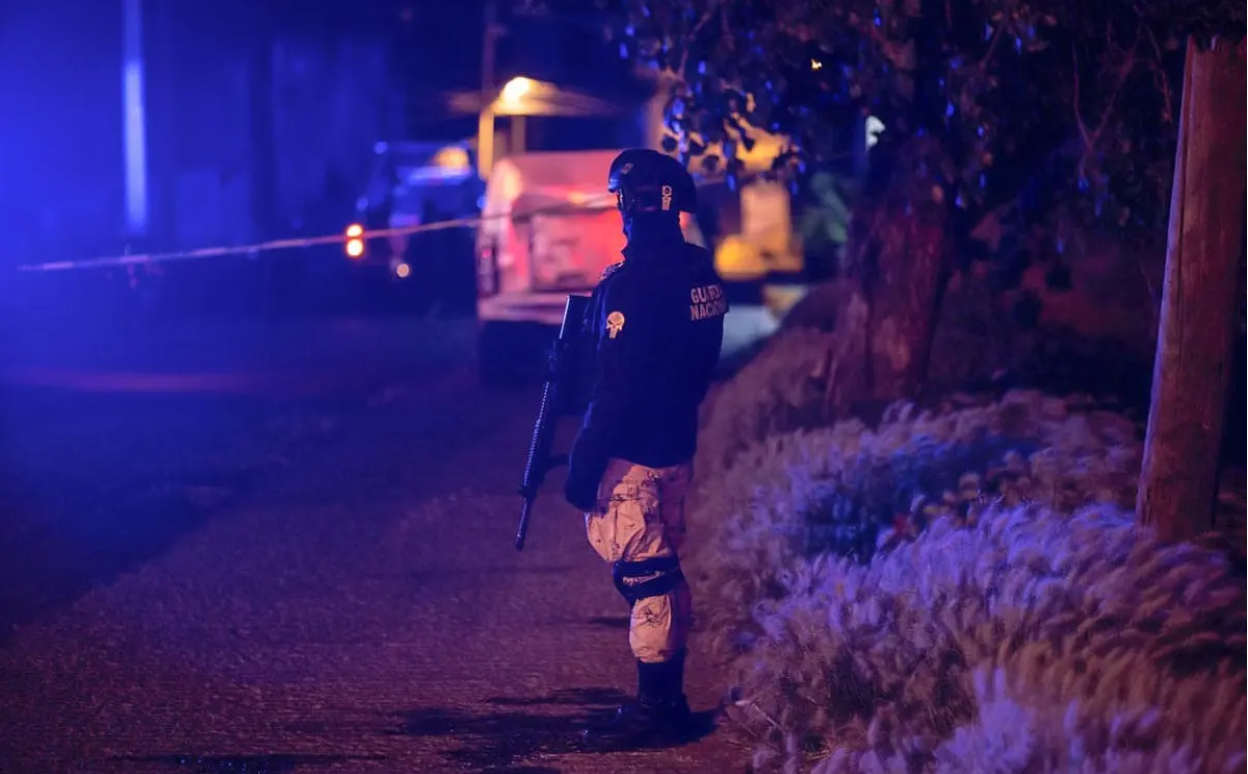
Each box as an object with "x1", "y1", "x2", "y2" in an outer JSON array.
[{"x1": 515, "y1": 294, "x2": 590, "y2": 551}]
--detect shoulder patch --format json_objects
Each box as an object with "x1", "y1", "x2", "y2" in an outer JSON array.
[
  {"x1": 689, "y1": 281, "x2": 729, "y2": 321},
  {"x1": 599, "y1": 261, "x2": 625, "y2": 282},
  {"x1": 605, "y1": 311, "x2": 626, "y2": 339}
]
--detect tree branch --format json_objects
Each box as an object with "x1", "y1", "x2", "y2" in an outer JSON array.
[
  {"x1": 675, "y1": 1, "x2": 719, "y2": 79},
  {"x1": 1071, "y1": 30, "x2": 1141, "y2": 160},
  {"x1": 1071, "y1": 43, "x2": 1092, "y2": 148},
  {"x1": 1146, "y1": 27, "x2": 1174, "y2": 125},
  {"x1": 978, "y1": 22, "x2": 1006, "y2": 72},
  {"x1": 1089, "y1": 31, "x2": 1140, "y2": 148}
]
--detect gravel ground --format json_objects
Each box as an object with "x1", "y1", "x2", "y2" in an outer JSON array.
[{"x1": 0, "y1": 360, "x2": 748, "y2": 774}]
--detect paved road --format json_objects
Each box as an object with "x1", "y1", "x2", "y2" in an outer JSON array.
[
  {"x1": 0, "y1": 317, "x2": 746, "y2": 774},
  {"x1": 0, "y1": 318, "x2": 474, "y2": 634}
]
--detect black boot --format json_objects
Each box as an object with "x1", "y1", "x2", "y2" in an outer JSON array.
[{"x1": 582, "y1": 654, "x2": 694, "y2": 749}]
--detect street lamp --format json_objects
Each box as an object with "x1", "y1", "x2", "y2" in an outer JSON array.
[
  {"x1": 479, "y1": 76, "x2": 539, "y2": 180},
  {"x1": 499, "y1": 76, "x2": 534, "y2": 109}
]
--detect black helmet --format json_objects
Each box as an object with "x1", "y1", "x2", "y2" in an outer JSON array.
[{"x1": 607, "y1": 148, "x2": 697, "y2": 215}]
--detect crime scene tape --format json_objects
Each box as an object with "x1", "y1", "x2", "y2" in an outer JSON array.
[{"x1": 15, "y1": 198, "x2": 617, "y2": 274}]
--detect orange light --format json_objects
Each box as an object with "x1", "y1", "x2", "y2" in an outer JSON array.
[
  {"x1": 499, "y1": 76, "x2": 534, "y2": 108},
  {"x1": 395, "y1": 262, "x2": 411, "y2": 278},
  {"x1": 345, "y1": 223, "x2": 364, "y2": 238},
  {"x1": 346, "y1": 239, "x2": 365, "y2": 258},
  {"x1": 432, "y1": 146, "x2": 470, "y2": 171}
]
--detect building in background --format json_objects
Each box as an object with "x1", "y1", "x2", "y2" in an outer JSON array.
[
  {"x1": 144, "y1": 0, "x2": 402, "y2": 252},
  {"x1": 1, "y1": 0, "x2": 403, "y2": 266},
  {"x1": 1, "y1": 0, "x2": 128, "y2": 266},
  {"x1": 1, "y1": 0, "x2": 672, "y2": 326}
]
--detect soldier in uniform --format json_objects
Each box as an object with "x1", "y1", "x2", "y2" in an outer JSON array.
[{"x1": 563, "y1": 148, "x2": 728, "y2": 747}]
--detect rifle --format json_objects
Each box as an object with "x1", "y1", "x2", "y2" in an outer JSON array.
[{"x1": 515, "y1": 294, "x2": 591, "y2": 551}]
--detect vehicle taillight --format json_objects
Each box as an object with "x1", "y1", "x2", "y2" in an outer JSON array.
[{"x1": 345, "y1": 223, "x2": 366, "y2": 259}]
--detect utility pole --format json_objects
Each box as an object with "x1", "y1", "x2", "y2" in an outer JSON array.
[
  {"x1": 1135, "y1": 36, "x2": 1246, "y2": 542},
  {"x1": 477, "y1": 0, "x2": 500, "y2": 179},
  {"x1": 121, "y1": 0, "x2": 149, "y2": 238}
]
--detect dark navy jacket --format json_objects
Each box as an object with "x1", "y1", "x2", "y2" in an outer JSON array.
[{"x1": 566, "y1": 222, "x2": 727, "y2": 495}]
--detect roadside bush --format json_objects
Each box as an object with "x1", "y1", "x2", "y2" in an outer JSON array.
[
  {"x1": 689, "y1": 385, "x2": 1244, "y2": 773},
  {"x1": 772, "y1": 274, "x2": 1158, "y2": 410},
  {"x1": 697, "y1": 325, "x2": 840, "y2": 483},
  {"x1": 731, "y1": 504, "x2": 1245, "y2": 774},
  {"x1": 689, "y1": 390, "x2": 1143, "y2": 656}
]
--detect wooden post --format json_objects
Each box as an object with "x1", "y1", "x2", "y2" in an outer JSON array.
[
  {"x1": 1136, "y1": 37, "x2": 1247, "y2": 542},
  {"x1": 477, "y1": 0, "x2": 499, "y2": 179}
]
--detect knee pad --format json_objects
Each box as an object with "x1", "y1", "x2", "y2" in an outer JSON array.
[{"x1": 612, "y1": 555, "x2": 684, "y2": 606}]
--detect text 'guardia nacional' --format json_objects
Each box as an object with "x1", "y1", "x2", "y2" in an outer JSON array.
[{"x1": 690, "y1": 283, "x2": 727, "y2": 321}]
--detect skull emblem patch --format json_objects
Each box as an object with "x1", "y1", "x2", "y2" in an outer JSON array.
[{"x1": 606, "y1": 311, "x2": 625, "y2": 339}]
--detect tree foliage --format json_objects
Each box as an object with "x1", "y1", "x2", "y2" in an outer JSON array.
[{"x1": 600, "y1": 0, "x2": 1245, "y2": 261}]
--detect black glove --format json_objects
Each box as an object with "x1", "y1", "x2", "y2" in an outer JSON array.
[
  {"x1": 565, "y1": 417, "x2": 607, "y2": 512},
  {"x1": 563, "y1": 469, "x2": 598, "y2": 513}
]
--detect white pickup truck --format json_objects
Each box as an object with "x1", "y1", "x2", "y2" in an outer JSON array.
[{"x1": 473, "y1": 148, "x2": 796, "y2": 384}]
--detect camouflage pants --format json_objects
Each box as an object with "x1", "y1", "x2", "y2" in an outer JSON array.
[{"x1": 585, "y1": 458, "x2": 693, "y2": 664}]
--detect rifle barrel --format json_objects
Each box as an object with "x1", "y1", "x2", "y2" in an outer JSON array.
[
  {"x1": 511, "y1": 293, "x2": 590, "y2": 552},
  {"x1": 515, "y1": 498, "x2": 535, "y2": 551}
]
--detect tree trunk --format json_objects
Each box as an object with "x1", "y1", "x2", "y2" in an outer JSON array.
[
  {"x1": 1135, "y1": 37, "x2": 1247, "y2": 542},
  {"x1": 865, "y1": 194, "x2": 948, "y2": 402},
  {"x1": 826, "y1": 137, "x2": 950, "y2": 417}
]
